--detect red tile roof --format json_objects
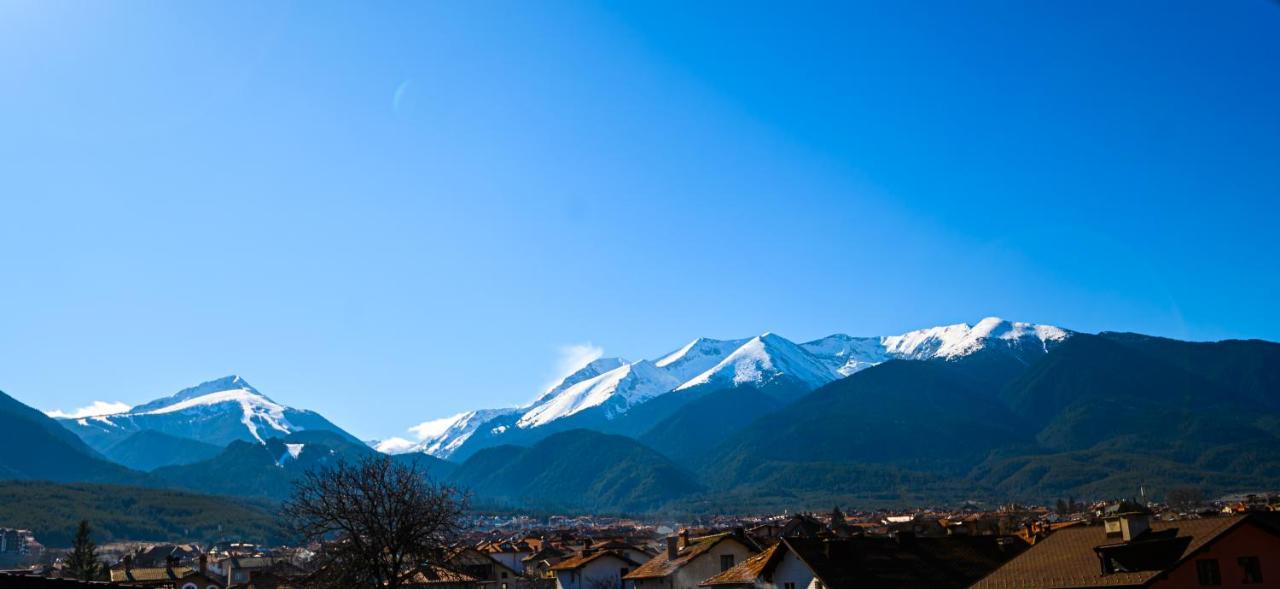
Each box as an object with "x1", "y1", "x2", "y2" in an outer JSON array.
[
  {"x1": 972, "y1": 515, "x2": 1268, "y2": 589},
  {"x1": 700, "y1": 543, "x2": 782, "y2": 585},
  {"x1": 549, "y1": 550, "x2": 639, "y2": 572}
]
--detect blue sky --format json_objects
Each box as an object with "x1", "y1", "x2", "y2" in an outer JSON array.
[{"x1": 2, "y1": 1, "x2": 1277, "y2": 440}]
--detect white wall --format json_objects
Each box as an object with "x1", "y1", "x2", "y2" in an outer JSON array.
[{"x1": 771, "y1": 550, "x2": 815, "y2": 589}]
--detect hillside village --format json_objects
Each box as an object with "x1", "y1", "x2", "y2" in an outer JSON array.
[{"x1": 5, "y1": 494, "x2": 1280, "y2": 589}]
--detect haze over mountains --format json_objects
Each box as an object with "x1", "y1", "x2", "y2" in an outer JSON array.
[{"x1": 2, "y1": 316, "x2": 1278, "y2": 516}]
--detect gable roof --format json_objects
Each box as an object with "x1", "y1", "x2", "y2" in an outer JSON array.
[
  {"x1": 972, "y1": 515, "x2": 1276, "y2": 589},
  {"x1": 549, "y1": 550, "x2": 639, "y2": 572},
  {"x1": 402, "y1": 564, "x2": 479, "y2": 585},
  {"x1": 703, "y1": 534, "x2": 1022, "y2": 588},
  {"x1": 624, "y1": 533, "x2": 753, "y2": 580},
  {"x1": 109, "y1": 566, "x2": 222, "y2": 584},
  {"x1": 700, "y1": 542, "x2": 783, "y2": 586}
]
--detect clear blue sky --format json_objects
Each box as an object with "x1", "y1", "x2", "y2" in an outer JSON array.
[{"x1": 2, "y1": 1, "x2": 1277, "y2": 440}]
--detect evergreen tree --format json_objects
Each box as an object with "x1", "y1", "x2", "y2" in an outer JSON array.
[
  {"x1": 1055, "y1": 498, "x2": 1069, "y2": 515},
  {"x1": 830, "y1": 505, "x2": 846, "y2": 528},
  {"x1": 64, "y1": 520, "x2": 102, "y2": 581}
]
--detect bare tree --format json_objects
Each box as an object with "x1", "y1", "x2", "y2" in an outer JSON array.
[{"x1": 283, "y1": 455, "x2": 467, "y2": 589}]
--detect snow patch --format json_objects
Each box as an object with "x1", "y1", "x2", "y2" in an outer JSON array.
[{"x1": 136, "y1": 388, "x2": 293, "y2": 443}]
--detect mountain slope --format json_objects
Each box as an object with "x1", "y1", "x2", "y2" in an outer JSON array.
[
  {"x1": 516, "y1": 360, "x2": 680, "y2": 428},
  {"x1": 100, "y1": 430, "x2": 223, "y2": 471},
  {"x1": 0, "y1": 389, "x2": 146, "y2": 485},
  {"x1": 0, "y1": 480, "x2": 287, "y2": 547},
  {"x1": 704, "y1": 359, "x2": 1029, "y2": 492},
  {"x1": 58, "y1": 375, "x2": 360, "y2": 456},
  {"x1": 151, "y1": 429, "x2": 454, "y2": 500},
  {"x1": 638, "y1": 385, "x2": 784, "y2": 467},
  {"x1": 1100, "y1": 331, "x2": 1280, "y2": 410},
  {"x1": 152, "y1": 430, "x2": 375, "y2": 499},
  {"x1": 449, "y1": 429, "x2": 702, "y2": 512}
]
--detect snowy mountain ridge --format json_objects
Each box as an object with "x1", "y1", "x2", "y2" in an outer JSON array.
[
  {"x1": 393, "y1": 317, "x2": 1071, "y2": 458},
  {"x1": 55, "y1": 375, "x2": 357, "y2": 451}
]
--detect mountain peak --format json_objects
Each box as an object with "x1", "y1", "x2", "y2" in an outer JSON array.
[
  {"x1": 678, "y1": 332, "x2": 837, "y2": 391},
  {"x1": 128, "y1": 375, "x2": 267, "y2": 415}
]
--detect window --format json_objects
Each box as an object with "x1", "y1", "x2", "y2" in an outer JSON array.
[
  {"x1": 1196, "y1": 559, "x2": 1222, "y2": 586},
  {"x1": 720, "y1": 554, "x2": 735, "y2": 572},
  {"x1": 1240, "y1": 556, "x2": 1263, "y2": 583},
  {"x1": 784, "y1": 583, "x2": 796, "y2": 589}
]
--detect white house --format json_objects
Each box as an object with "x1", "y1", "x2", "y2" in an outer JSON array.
[
  {"x1": 624, "y1": 531, "x2": 757, "y2": 589},
  {"x1": 550, "y1": 549, "x2": 641, "y2": 589}
]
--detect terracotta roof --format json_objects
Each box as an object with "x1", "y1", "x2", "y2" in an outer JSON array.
[
  {"x1": 972, "y1": 515, "x2": 1263, "y2": 589},
  {"x1": 549, "y1": 550, "x2": 638, "y2": 571},
  {"x1": 701, "y1": 543, "x2": 783, "y2": 585},
  {"x1": 624, "y1": 534, "x2": 749, "y2": 580}
]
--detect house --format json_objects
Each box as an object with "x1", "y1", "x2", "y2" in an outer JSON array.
[
  {"x1": 971, "y1": 512, "x2": 1280, "y2": 589},
  {"x1": 447, "y1": 547, "x2": 526, "y2": 589},
  {"x1": 401, "y1": 563, "x2": 481, "y2": 589},
  {"x1": 701, "y1": 535, "x2": 1023, "y2": 589},
  {"x1": 522, "y1": 544, "x2": 569, "y2": 579},
  {"x1": 591, "y1": 541, "x2": 651, "y2": 567},
  {"x1": 624, "y1": 530, "x2": 757, "y2": 589},
  {"x1": 208, "y1": 556, "x2": 297, "y2": 587},
  {"x1": 221, "y1": 560, "x2": 306, "y2": 589},
  {"x1": 550, "y1": 549, "x2": 641, "y2": 589},
  {"x1": 110, "y1": 555, "x2": 224, "y2": 589},
  {"x1": 131, "y1": 545, "x2": 203, "y2": 568},
  {"x1": 482, "y1": 541, "x2": 534, "y2": 575}
]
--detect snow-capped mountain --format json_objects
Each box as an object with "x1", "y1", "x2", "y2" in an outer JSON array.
[
  {"x1": 387, "y1": 408, "x2": 519, "y2": 457},
  {"x1": 387, "y1": 317, "x2": 1071, "y2": 458},
  {"x1": 57, "y1": 375, "x2": 358, "y2": 454},
  {"x1": 524, "y1": 357, "x2": 627, "y2": 410},
  {"x1": 879, "y1": 317, "x2": 1070, "y2": 360},
  {"x1": 654, "y1": 337, "x2": 752, "y2": 383},
  {"x1": 799, "y1": 334, "x2": 891, "y2": 376},
  {"x1": 677, "y1": 333, "x2": 839, "y2": 391},
  {"x1": 517, "y1": 360, "x2": 680, "y2": 428}
]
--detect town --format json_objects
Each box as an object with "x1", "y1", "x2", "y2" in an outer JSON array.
[{"x1": 3, "y1": 492, "x2": 1278, "y2": 589}]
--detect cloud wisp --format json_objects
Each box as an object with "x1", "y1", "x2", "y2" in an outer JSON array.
[
  {"x1": 46, "y1": 400, "x2": 132, "y2": 419},
  {"x1": 554, "y1": 342, "x2": 604, "y2": 382}
]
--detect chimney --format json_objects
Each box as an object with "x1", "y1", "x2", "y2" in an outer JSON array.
[
  {"x1": 678, "y1": 529, "x2": 690, "y2": 548},
  {"x1": 666, "y1": 536, "x2": 678, "y2": 560},
  {"x1": 1120, "y1": 514, "x2": 1150, "y2": 542},
  {"x1": 199, "y1": 554, "x2": 208, "y2": 576}
]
